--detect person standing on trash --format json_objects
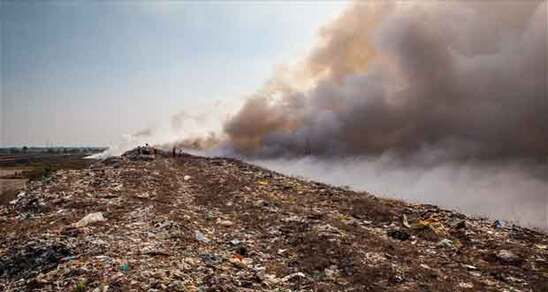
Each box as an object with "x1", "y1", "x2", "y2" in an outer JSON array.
[{"x1": 172, "y1": 146, "x2": 176, "y2": 158}]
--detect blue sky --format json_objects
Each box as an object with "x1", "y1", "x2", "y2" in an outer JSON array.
[{"x1": 1, "y1": 1, "x2": 348, "y2": 147}]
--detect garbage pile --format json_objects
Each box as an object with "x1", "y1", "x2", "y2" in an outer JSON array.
[{"x1": 1, "y1": 149, "x2": 547, "y2": 291}]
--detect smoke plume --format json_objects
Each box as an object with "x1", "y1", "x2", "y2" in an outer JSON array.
[
  {"x1": 212, "y1": 1, "x2": 548, "y2": 228},
  {"x1": 103, "y1": 1, "x2": 548, "y2": 228},
  {"x1": 224, "y1": 1, "x2": 547, "y2": 160}
]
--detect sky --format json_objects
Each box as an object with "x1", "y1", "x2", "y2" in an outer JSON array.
[{"x1": 1, "y1": 0, "x2": 349, "y2": 147}]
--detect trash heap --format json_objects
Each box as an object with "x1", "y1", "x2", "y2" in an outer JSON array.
[{"x1": 1, "y1": 150, "x2": 547, "y2": 291}]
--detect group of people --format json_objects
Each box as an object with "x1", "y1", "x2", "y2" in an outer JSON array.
[
  {"x1": 134, "y1": 143, "x2": 183, "y2": 157},
  {"x1": 172, "y1": 146, "x2": 183, "y2": 157}
]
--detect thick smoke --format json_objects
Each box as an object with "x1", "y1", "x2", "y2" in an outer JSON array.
[
  {"x1": 224, "y1": 1, "x2": 547, "y2": 160},
  {"x1": 216, "y1": 1, "x2": 548, "y2": 229},
  {"x1": 101, "y1": 1, "x2": 548, "y2": 228}
]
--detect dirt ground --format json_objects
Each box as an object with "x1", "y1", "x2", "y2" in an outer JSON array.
[
  {"x1": 0, "y1": 153, "x2": 95, "y2": 206},
  {"x1": 0, "y1": 179, "x2": 26, "y2": 205},
  {"x1": 0, "y1": 149, "x2": 547, "y2": 291}
]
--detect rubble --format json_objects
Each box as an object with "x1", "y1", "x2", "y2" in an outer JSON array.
[
  {"x1": 74, "y1": 212, "x2": 106, "y2": 228},
  {"x1": 1, "y1": 149, "x2": 547, "y2": 291},
  {"x1": 194, "y1": 230, "x2": 210, "y2": 243},
  {"x1": 495, "y1": 249, "x2": 523, "y2": 266},
  {"x1": 387, "y1": 229, "x2": 410, "y2": 241}
]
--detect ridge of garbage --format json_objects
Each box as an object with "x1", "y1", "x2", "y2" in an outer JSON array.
[{"x1": 1, "y1": 148, "x2": 547, "y2": 291}]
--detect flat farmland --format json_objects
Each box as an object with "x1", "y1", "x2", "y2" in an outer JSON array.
[{"x1": 0, "y1": 153, "x2": 97, "y2": 205}]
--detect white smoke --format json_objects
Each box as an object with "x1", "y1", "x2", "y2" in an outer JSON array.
[{"x1": 253, "y1": 155, "x2": 548, "y2": 229}]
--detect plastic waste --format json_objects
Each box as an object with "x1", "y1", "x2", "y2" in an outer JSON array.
[
  {"x1": 74, "y1": 212, "x2": 106, "y2": 228},
  {"x1": 195, "y1": 230, "x2": 210, "y2": 243}
]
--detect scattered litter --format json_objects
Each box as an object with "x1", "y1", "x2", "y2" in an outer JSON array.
[
  {"x1": 135, "y1": 192, "x2": 150, "y2": 199},
  {"x1": 437, "y1": 238, "x2": 453, "y2": 248},
  {"x1": 0, "y1": 148, "x2": 545, "y2": 291},
  {"x1": 388, "y1": 229, "x2": 410, "y2": 241},
  {"x1": 217, "y1": 219, "x2": 234, "y2": 227},
  {"x1": 535, "y1": 244, "x2": 547, "y2": 250},
  {"x1": 74, "y1": 212, "x2": 105, "y2": 228},
  {"x1": 495, "y1": 249, "x2": 523, "y2": 265},
  {"x1": 195, "y1": 230, "x2": 210, "y2": 243},
  {"x1": 281, "y1": 272, "x2": 306, "y2": 282},
  {"x1": 462, "y1": 264, "x2": 477, "y2": 270},
  {"x1": 450, "y1": 219, "x2": 467, "y2": 230},
  {"x1": 402, "y1": 214, "x2": 411, "y2": 228},
  {"x1": 120, "y1": 261, "x2": 129, "y2": 272},
  {"x1": 458, "y1": 282, "x2": 474, "y2": 289},
  {"x1": 411, "y1": 218, "x2": 448, "y2": 239}
]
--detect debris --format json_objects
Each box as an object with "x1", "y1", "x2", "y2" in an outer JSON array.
[
  {"x1": 458, "y1": 282, "x2": 474, "y2": 289},
  {"x1": 135, "y1": 192, "x2": 151, "y2": 199},
  {"x1": 493, "y1": 219, "x2": 505, "y2": 229},
  {"x1": 324, "y1": 265, "x2": 339, "y2": 280},
  {"x1": 120, "y1": 261, "x2": 129, "y2": 272},
  {"x1": 281, "y1": 272, "x2": 306, "y2": 282},
  {"x1": 391, "y1": 275, "x2": 405, "y2": 284},
  {"x1": 437, "y1": 238, "x2": 454, "y2": 248},
  {"x1": 60, "y1": 255, "x2": 79, "y2": 262},
  {"x1": 402, "y1": 214, "x2": 411, "y2": 228},
  {"x1": 462, "y1": 264, "x2": 478, "y2": 270},
  {"x1": 183, "y1": 175, "x2": 191, "y2": 181},
  {"x1": 411, "y1": 218, "x2": 448, "y2": 240},
  {"x1": 495, "y1": 250, "x2": 523, "y2": 265},
  {"x1": 74, "y1": 212, "x2": 105, "y2": 228},
  {"x1": 388, "y1": 229, "x2": 411, "y2": 241},
  {"x1": 143, "y1": 248, "x2": 171, "y2": 256},
  {"x1": 228, "y1": 256, "x2": 248, "y2": 269},
  {"x1": 0, "y1": 148, "x2": 545, "y2": 291},
  {"x1": 535, "y1": 244, "x2": 547, "y2": 250},
  {"x1": 200, "y1": 253, "x2": 221, "y2": 266},
  {"x1": 195, "y1": 230, "x2": 210, "y2": 243},
  {"x1": 217, "y1": 219, "x2": 234, "y2": 227},
  {"x1": 450, "y1": 219, "x2": 467, "y2": 230}
]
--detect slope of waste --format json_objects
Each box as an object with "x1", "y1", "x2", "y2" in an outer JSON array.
[{"x1": 1, "y1": 149, "x2": 547, "y2": 291}]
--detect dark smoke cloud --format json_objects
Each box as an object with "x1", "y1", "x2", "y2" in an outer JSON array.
[{"x1": 223, "y1": 1, "x2": 548, "y2": 160}]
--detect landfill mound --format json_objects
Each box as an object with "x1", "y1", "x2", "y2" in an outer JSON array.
[{"x1": 1, "y1": 149, "x2": 547, "y2": 291}]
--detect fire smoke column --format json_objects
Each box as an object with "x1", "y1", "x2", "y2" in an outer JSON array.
[{"x1": 223, "y1": 1, "x2": 548, "y2": 160}]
